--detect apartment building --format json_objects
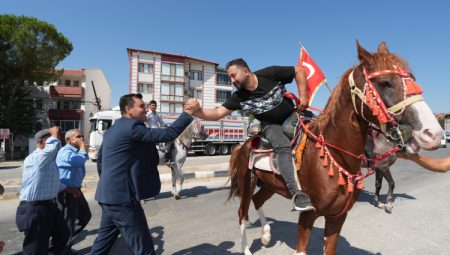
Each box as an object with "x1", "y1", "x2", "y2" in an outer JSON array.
[
  {"x1": 33, "y1": 68, "x2": 111, "y2": 144},
  {"x1": 127, "y1": 49, "x2": 233, "y2": 114}
]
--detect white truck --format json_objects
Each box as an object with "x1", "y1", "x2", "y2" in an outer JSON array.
[
  {"x1": 88, "y1": 109, "x2": 122, "y2": 161},
  {"x1": 88, "y1": 110, "x2": 249, "y2": 161}
]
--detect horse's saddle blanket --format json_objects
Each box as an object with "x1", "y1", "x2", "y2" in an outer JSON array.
[{"x1": 249, "y1": 151, "x2": 298, "y2": 175}]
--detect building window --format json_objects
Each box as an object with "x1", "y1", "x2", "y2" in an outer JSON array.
[
  {"x1": 161, "y1": 63, "x2": 184, "y2": 82},
  {"x1": 217, "y1": 73, "x2": 231, "y2": 86},
  {"x1": 65, "y1": 80, "x2": 71, "y2": 86},
  {"x1": 138, "y1": 63, "x2": 154, "y2": 74},
  {"x1": 160, "y1": 83, "x2": 184, "y2": 102},
  {"x1": 137, "y1": 83, "x2": 153, "y2": 94},
  {"x1": 63, "y1": 101, "x2": 70, "y2": 110},
  {"x1": 160, "y1": 102, "x2": 183, "y2": 114},
  {"x1": 73, "y1": 80, "x2": 80, "y2": 86},
  {"x1": 190, "y1": 71, "x2": 203, "y2": 81},
  {"x1": 189, "y1": 89, "x2": 202, "y2": 100},
  {"x1": 71, "y1": 101, "x2": 81, "y2": 110},
  {"x1": 51, "y1": 120, "x2": 81, "y2": 132},
  {"x1": 216, "y1": 90, "x2": 232, "y2": 103}
]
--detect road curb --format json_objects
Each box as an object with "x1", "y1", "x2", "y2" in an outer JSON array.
[{"x1": 1, "y1": 169, "x2": 229, "y2": 199}]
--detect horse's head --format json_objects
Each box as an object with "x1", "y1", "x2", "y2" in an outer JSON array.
[{"x1": 351, "y1": 42, "x2": 443, "y2": 153}]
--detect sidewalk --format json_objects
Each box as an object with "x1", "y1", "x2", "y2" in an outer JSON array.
[{"x1": 0, "y1": 160, "x2": 230, "y2": 199}]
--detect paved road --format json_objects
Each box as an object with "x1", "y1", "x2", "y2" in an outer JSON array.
[
  {"x1": 0, "y1": 147, "x2": 449, "y2": 254},
  {"x1": 0, "y1": 155, "x2": 231, "y2": 183}
]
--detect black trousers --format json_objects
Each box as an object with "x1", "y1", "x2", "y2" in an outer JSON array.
[
  {"x1": 57, "y1": 190, "x2": 92, "y2": 250},
  {"x1": 90, "y1": 201, "x2": 156, "y2": 255},
  {"x1": 16, "y1": 200, "x2": 69, "y2": 255}
]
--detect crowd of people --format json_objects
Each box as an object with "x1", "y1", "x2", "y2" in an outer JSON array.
[{"x1": 0, "y1": 59, "x2": 448, "y2": 254}]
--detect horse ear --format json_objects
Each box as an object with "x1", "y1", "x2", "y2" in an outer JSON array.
[
  {"x1": 377, "y1": 41, "x2": 390, "y2": 54},
  {"x1": 356, "y1": 40, "x2": 372, "y2": 63}
]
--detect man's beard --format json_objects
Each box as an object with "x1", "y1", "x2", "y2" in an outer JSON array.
[{"x1": 236, "y1": 76, "x2": 250, "y2": 91}]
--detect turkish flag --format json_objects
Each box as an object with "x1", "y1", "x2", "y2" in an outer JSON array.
[{"x1": 297, "y1": 47, "x2": 326, "y2": 104}]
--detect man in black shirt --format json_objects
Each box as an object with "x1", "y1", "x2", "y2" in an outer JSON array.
[{"x1": 192, "y1": 58, "x2": 314, "y2": 211}]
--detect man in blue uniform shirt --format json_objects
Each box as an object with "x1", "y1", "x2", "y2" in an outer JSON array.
[
  {"x1": 91, "y1": 93, "x2": 199, "y2": 255},
  {"x1": 56, "y1": 128, "x2": 92, "y2": 253}
]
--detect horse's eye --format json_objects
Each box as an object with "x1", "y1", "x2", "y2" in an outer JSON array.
[{"x1": 379, "y1": 80, "x2": 393, "y2": 88}]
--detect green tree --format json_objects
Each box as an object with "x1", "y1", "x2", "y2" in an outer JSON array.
[{"x1": 0, "y1": 14, "x2": 72, "y2": 136}]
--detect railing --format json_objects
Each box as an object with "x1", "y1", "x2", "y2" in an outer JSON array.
[{"x1": 160, "y1": 95, "x2": 184, "y2": 102}]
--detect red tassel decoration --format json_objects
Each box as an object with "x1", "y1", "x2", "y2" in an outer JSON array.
[
  {"x1": 315, "y1": 140, "x2": 321, "y2": 149},
  {"x1": 319, "y1": 146, "x2": 325, "y2": 157},
  {"x1": 357, "y1": 181, "x2": 364, "y2": 190},
  {"x1": 348, "y1": 182, "x2": 354, "y2": 193},
  {"x1": 322, "y1": 154, "x2": 329, "y2": 167},
  {"x1": 338, "y1": 172, "x2": 346, "y2": 185},
  {"x1": 328, "y1": 164, "x2": 334, "y2": 176}
]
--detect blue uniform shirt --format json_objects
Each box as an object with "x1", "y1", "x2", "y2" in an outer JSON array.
[
  {"x1": 19, "y1": 136, "x2": 61, "y2": 201},
  {"x1": 56, "y1": 144, "x2": 88, "y2": 189}
]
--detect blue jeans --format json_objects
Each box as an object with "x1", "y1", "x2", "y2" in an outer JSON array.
[
  {"x1": 261, "y1": 122, "x2": 298, "y2": 196},
  {"x1": 90, "y1": 201, "x2": 156, "y2": 255}
]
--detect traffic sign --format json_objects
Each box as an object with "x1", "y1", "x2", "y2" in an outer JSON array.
[{"x1": 0, "y1": 129, "x2": 10, "y2": 139}]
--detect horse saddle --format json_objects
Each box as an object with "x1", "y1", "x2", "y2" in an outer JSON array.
[{"x1": 249, "y1": 110, "x2": 315, "y2": 174}]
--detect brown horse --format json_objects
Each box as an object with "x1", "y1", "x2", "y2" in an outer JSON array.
[{"x1": 227, "y1": 42, "x2": 443, "y2": 255}]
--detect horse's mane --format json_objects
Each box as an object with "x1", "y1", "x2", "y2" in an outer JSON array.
[
  {"x1": 309, "y1": 51, "x2": 409, "y2": 133},
  {"x1": 309, "y1": 68, "x2": 353, "y2": 132}
]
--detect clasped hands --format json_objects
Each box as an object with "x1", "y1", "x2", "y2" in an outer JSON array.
[{"x1": 184, "y1": 98, "x2": 200, "y2": 115}]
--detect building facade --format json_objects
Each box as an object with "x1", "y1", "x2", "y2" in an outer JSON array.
[
  {"x1": 32, "y1": 68, "x2": 111, "y2": 144},
  {"x1": 127, "y1": 49, "x2": 233, "y2": 114}
]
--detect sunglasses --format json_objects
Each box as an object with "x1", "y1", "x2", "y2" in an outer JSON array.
[{"x1": 75, "y1": 135, "x2": 83, "y2": 138}]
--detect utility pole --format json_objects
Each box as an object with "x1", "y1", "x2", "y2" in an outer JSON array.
[{"x1": 91, "y1": 81, "x2": 102, "y2": 111}]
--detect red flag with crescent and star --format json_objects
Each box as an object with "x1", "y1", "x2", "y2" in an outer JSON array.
[{"x1": 297, "y1": 46, "x2": 326, "y2": 105}]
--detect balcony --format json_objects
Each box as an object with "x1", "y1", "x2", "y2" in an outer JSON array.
[
  {"x1": 50, "y1": 86, "x2": 84, "y2": 99},
  {"x1": 48, "y1": 109, "x2": 84, "y2": 120}
]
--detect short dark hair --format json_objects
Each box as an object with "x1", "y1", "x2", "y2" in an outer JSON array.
[
  {"x1": 149, "y1": 100, "x2": 157, "y2": 105},
  {"x1": 119, "y1": 93, "x2": 143, "y2": 113},
  {"x1": 225, "y1": 58, "x2": 251, "y2": 72}
]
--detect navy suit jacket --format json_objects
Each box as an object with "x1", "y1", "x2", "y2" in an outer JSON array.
[{"x1": 95, "y1": 112, "x2": 193, "y2": 204}]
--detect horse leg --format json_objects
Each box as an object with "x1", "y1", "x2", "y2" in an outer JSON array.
[
  {"x1": 323, "y1": 213, "x2": 348, "y2": 255},
  {"x1": 252, "y1": 186, "x2": 275, "y2": 246},
  {"x1": 382, "y1": 166, "x2": 395, "y2": 213},
  {"x1": 239, "y1": 173, "x2": 257, "y2": 255},
  {"x1": 295, "y1": 211, "x2": 318, "y2": 254},
  {"x1": 374, "y1": 167, "x2": 385, "y2": 209},
  {"x1": 170, "y1": 166, "x2": 178, "y2": 198},
  {"x1": 171, "y1": 162, "x2": 184, "y2": 199}
]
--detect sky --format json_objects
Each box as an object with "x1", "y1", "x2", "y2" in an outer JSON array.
[{"x1": 2, "y1": 0, "x2": 449, "y2": 113}]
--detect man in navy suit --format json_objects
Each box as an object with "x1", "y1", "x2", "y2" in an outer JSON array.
[{"x1": 91, "y1": 93, "x2": 199, "y2": 255}]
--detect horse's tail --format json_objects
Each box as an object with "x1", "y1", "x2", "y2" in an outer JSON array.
[{"x1": 226, "y1": 143, "x2": 243, "y2": 201}]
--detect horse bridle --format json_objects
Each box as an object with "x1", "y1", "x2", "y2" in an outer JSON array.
[{"x1": 348, "y1": 65, "x2": 424, "y2": 149}]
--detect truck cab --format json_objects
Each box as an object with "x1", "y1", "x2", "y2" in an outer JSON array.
[{"x1": 88, "y1": 109, "x2": 122, "y2": 161}]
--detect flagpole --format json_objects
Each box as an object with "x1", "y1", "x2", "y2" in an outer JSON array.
[{"x1": 324, "y1": 81, "x2": 333, "y2": 94}]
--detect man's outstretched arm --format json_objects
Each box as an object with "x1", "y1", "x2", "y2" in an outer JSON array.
[
  {"x1": 193, "y1": 106, "x2": 232, "y2": 121},
  {"x1": 398, "y1": 153, "x2": 450, "y2": 172}
]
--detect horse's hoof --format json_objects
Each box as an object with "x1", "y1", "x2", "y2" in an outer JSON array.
[
  {"x1": 377, "y1": 202, "x2": 385, "y2": 209},
  {"x1": 261, "y1": 224, "x2": 271, "y2": 246},
  {"x1": 174, "y1": 194, "x2": 181, "y2": 200},
  {"x1": 385, "y1": 205, "x2": 393, "y2": 214},
  {"x1": 261, "y1": 233, "x2": 271, "y2": 246}
]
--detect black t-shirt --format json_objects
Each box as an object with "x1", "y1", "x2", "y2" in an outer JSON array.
[{"x1": 222, "y1": 66, "x2": 295, "y2": 124}]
